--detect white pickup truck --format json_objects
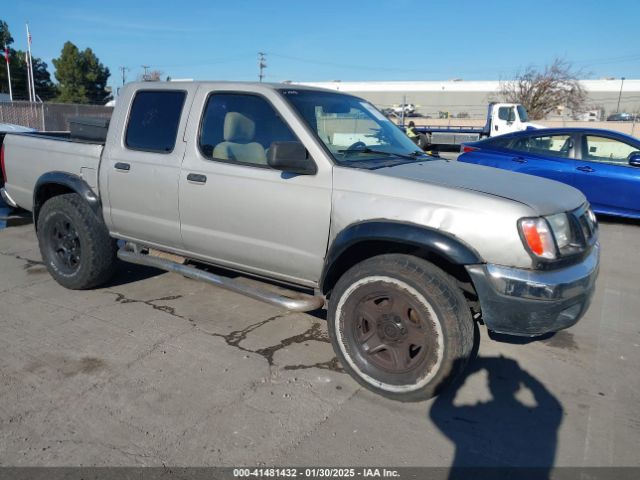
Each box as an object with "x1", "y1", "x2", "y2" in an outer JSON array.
[{"x1": 0, "y1": 82, "x2": 599, "y2": 401}]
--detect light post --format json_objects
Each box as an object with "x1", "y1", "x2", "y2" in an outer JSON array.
[{"x1": 616, "y1": 77, "x2": 625, "y2": 113}]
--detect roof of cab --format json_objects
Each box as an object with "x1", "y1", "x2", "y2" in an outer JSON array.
[{"x1": 125, "y1": 81, "x2": 342, "y2": 94}]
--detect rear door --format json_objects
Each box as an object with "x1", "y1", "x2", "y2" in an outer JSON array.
[
  {"x1": 573, "y1": 133, "x2": 640, "y2": 216},
  {"x1": 462, "y1": 133, "x2": 578, "y2": 187},
  {"x1": 102, "y1": 86, "x2": 195, "y2": 248},
  {"x1": 498, "y1": 132, "x2": 578, "y2": 186}
]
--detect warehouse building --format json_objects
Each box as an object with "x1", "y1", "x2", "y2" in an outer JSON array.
[{"x1": 298, "y1": 79, "x2": 640, "y2": 120}]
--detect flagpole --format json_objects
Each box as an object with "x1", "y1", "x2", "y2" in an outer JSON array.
[
  {"x1": 3, "y1": 45, "x2": 11, "y2": 101},
  {"x1": 25, "y1": 51, "x2": 32, "y2": 102},
  {"x1": 26, "y1": 23, "x2": 36, "y2": 102}
]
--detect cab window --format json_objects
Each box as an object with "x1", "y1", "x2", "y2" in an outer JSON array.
[
  {"x1": 583, "y1": 135, "x2": 640, "y2": 166},
  {"x1": 199, "y1": 93, "x2": 297, "y2": 167},
  {"x1": 125, "y1": 90, "x2": 186, "y2": 153},
  {"x1": 497, "y1": 107, "x2": 513, "y2": 121}
]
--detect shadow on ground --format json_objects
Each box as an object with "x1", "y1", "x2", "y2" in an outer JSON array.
[
  {"x1": 102, "y1": 261, "x2": 166, "y2": 287},
  {"x1": 595, "y1": 214, "x2": 640, "y2": 227},
  {"x1": 430, "y1": 355, "x2": 563, "y2": 479}
]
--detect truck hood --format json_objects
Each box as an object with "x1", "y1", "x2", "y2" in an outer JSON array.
[{"x1": 374, "y1": 159, "x2": 586, "y2": 216}]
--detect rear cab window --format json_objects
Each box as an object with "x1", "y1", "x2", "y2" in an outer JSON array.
[
  {"x1": 511, "y1": 134, "x2": 573, "y2": 158},
  {"x1": 125, "y1": 90, "x2": 187, "y2": 153}
]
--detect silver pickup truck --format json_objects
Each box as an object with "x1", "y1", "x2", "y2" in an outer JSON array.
[{"x1": 0, "y1": 82, "x2": 599, "y2": 401}]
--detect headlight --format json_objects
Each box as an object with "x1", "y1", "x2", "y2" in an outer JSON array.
[
  {"x1": 519, "y1": 210, "x2": 590, "y2": 261},
  {"x1": 519, "y1": 217, "x2": 556, "y2": 259},
  {"x1": 547, "y1": 213, "x2": 571, "y2": 250}
]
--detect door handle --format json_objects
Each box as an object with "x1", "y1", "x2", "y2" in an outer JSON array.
[
  {"x1": 576, "y1": 166, "x2": 595, "y2": 173},
  {"x1": 114, "y1": 162, "x2": 130, "y2": 171},
  {"x1": 187, "y1": 173, "x2": 207, "y2": 184},
  {"x1": 512, "y1": 157, "x2": 527, "y2": 163}
]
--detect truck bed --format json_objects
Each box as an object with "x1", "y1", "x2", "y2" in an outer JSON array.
[
  {"x1": 415, "y1": 125, "x2": 486, "y2": 134},
  {"x1": 2, "y1": 132, "x2": 104, "y2": 211}
]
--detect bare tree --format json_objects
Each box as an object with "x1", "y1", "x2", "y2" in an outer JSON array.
[
  {"x1": 138, "y1": 70, "x2": 164, "y2": 82},
  {"x1": 499, "y1": 58, "x2": 587, "y2": 120}
]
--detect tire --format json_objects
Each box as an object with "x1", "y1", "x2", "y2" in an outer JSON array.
[
  {"x1": 327, "y1": 254, "x2": 476, "y2": 402},
  {"x1": 37, "y1": 193, "x2": 116, "y2": 290}
]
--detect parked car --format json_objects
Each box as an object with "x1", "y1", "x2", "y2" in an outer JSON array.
[
  {"x1": 459, "y1": 128, "x2": 640, "y2": 218},
  {"x1": 606, "y1": 112, "x2": 635, "y2": 122},
  {"x1": 1, "y1": 83, "x2": 599, "y2": 401}
]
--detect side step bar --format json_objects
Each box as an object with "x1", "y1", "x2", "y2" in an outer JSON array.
[{"x1": 117, "y1": 248, "x2": 325, "y2": 313}]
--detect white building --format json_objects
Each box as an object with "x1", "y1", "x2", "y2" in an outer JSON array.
[{"x1": 297, "y1": 79, "x2": 640, "y2": 119}]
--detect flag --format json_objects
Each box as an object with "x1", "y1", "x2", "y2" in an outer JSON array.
[{"x1": 3, "y1": 45, "x2": 9, "y2": 64}]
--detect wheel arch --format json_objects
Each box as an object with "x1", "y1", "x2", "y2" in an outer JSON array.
[
  {"x1": 320, "y1": 220, "x2": 483, "y2": 297},
  {"x1": 33, "y1": 172, "x2": 100, "y2": 229}
]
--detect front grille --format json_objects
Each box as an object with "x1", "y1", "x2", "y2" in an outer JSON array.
[{"x1": 571, "y1": 205, "x2": 598, "y2": 248}]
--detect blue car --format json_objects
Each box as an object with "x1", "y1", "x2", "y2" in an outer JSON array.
[{"x1": 458, "y1": 128, "x2": 640, "y2": 219}]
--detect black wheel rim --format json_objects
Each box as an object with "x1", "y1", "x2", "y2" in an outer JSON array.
[
  {"x1": 348, "y1": 283, "x2": 438, "y2": 380},
  {"x1": 47, "y1": 214, "x2": 81, "y2": 274}
]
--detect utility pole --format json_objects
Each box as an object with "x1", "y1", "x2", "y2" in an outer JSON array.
[
  {"x1": 141, "y1": 65, "x2": 150, "y2": 82},
  {"x1": 616, "y1": 77, "x2": 626, "y2": 113},
  {"x1": 258, "y1": 52, "x2": 267, "y2": 82},
  {"x1": 119, "y1": 66, "x2": 129, "y2": 86}
]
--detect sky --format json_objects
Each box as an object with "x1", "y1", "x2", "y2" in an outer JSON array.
[{"x1": 2, "y1": 0, "x2": 640, "y2": 92}]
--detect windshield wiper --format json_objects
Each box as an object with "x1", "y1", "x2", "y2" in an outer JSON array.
[{"x1": 337, "y1": 147, "x2": 425, "y2": 160}]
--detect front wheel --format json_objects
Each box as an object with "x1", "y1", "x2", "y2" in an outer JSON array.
[{"x1": 328, "y1": 254, "x2": 476, "y2": 402}]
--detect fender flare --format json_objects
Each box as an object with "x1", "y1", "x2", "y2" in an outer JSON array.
[
  {"x1": 33, "y1": 171, "x2": 101, "y2": 226},
  {"x1": 320, "y1": 220, "x2": 483, "y2": 292}
]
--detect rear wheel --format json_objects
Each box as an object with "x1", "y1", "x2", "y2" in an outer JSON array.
[
  {"x1": 328, "y1": 254, "x2": 476, "y2": 401},
  {"x1": 37, "y1": 193, "x2": 116, "y2": 289}
]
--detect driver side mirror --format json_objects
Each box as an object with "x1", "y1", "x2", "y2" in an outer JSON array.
[
  {"x1": 267, "y1": 141, "x2": 317, "y2": 175},
  {"x1": 629, "y1": 152, "x2": 640, "y2": 168}
]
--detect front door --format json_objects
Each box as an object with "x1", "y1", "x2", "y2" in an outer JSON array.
[
  {"x1": 178, "y1": 87, "x2": 332, "y2": 286},
  {"x1": 505, "y1": 132, "x2": 578, "y2": 186},
  {"x1": 574, "y1": 134, "x2": 640, "y2": 216}
]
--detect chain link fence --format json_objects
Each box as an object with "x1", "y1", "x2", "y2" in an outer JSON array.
[{"x1": 0, "y1": 101, "x2": 113, "y2": 131}]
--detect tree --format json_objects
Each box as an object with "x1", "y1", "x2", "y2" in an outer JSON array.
[
  {"x1": 0, "y1": 20, "x2": 56, "y2": 101},
  {"x1": 0, "y1": 19, "x2": 13, "y2": 46},
  {"x1": 82, "y1": 47, "x2": 110, "y2": 103},
  {"x1": 499, "y1": 58, "x2": 587, "y2": 120},
  {"x1": 53, "y1": 41, "x2": 110, "y2": 104},
  {"x1": 4, "y1": 50, "x2": 57, "y2": 101},
  {"x1": 138, "y1": 69, "x2": 164, "y2": 82}
]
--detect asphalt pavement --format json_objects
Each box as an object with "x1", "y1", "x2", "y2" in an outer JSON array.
[{"x1": 0, "y1": 216, "x2": 638, "y2": 468}]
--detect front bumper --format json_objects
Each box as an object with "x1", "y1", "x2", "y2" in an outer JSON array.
[{"x1": 466, "y1": 244, "x2": 599, "y2": 336}]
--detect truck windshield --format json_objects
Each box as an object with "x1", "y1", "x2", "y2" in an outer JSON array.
[
  {"x1": 279, "y1": 89, "x2": 425, "y2": 165},
  {"x1": 517, "y1": 105, "x2": 529, "y2": 122}
]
